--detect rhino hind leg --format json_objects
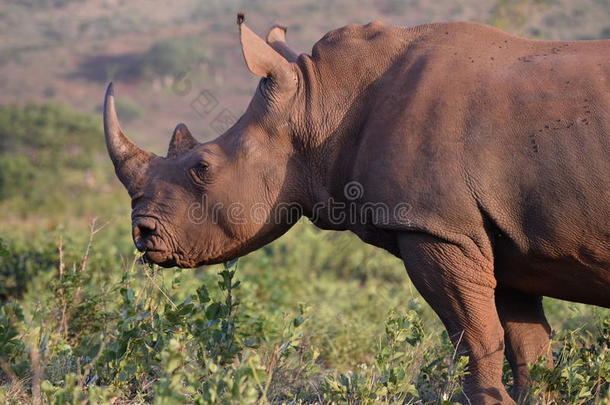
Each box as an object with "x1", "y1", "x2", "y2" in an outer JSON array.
[
  {"x1": 496, "y1": 287, "x2": 552, "y2": 400},
  {"x1": 398, "y1": 232, "x2": 515, "y2": 405}
]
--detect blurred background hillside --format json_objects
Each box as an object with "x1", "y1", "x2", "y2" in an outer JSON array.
[
  {"x1": 0, "y1": 1, "x2": 609, "y2": 403},
  {"x1": 3, "y1": 0, "x2": 610, "y2": 151},
  {"x1": 2, "y1": 0, "x2": 610, "y2": 221}
]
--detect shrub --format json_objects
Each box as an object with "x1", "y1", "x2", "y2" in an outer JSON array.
[
  {"x1": 114, "y1": 99, "x2": 144, "y2": 124},
  {"x1": 0, "y1": 223, "x2": 607, "y2": 404},
  {"x1": 135, "y1": 37, "x2": 209, "y2": 79},
  {"x1": 0, "y1": 103, "x2": 123, "y2": 216},
  {"x1": 9, "y1": 0, "x2": 84, "y2": 10},
  {"x1": 0, "y1": 237, "x2": 58, "y2": 301}
]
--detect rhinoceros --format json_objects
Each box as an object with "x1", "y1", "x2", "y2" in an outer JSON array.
[{"x1": 102, "y1": 15, "x2": 610, "y2": 404}]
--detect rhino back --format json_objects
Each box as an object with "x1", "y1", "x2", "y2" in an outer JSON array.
[
  {"x1": 332, "y1": 22, "x2": 610, "y2": 303},
  {"x1": 462, "y1": 39, "x2": 610, "y2": 303}
]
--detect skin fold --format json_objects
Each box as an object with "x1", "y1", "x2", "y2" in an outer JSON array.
[{"x1": 103, "y1": 16, "x2": 610, "y2": 404}]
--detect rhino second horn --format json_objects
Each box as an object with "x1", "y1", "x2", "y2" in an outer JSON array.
[
  {"x1": 167, "y1": 123, "x2": 198, "y2": 158},
  {"x1": 103, "y1": 82, "x2": 155, "y2": 194}
]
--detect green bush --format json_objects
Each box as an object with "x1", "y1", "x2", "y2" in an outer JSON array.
[
  {"x1": 0, "y1": 103, "x2": 123, "y2": 216},
  {"x1": 0, "y1": 237, "x2": 58, "y2": 301},
  {"x1": 0, "y1": 224, "x2": 607, "y2": 404},
  {"x1": 114, "y1": 99, "x2": 144, "y2": 124},
  {"x1": 8, "y1": 0, "x2": 84, "y2": 10},
  {"x1": 135, "y1": 37, "x2": 208, "y2": 79}
]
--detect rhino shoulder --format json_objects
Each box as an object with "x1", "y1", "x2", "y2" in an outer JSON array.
[
  {"x1": 311, "y1": 21, "x2": 518, "y2": 61},
  {"x1": 311, "y1": 20, "x2": 410, "y2": 59}
]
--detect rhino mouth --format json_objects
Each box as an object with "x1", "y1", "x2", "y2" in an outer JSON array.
[{"x1": 140, "y1": 250, "x2": 177, "y2": 268}]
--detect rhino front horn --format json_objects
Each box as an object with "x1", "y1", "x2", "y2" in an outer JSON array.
[{"x1": 103, "y1": 83, "x2": 155, "y2": 195}]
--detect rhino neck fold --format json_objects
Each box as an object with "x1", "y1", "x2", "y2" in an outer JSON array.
[{"x1": 293, "y1": 23, "x2": 422, "y2": 213}]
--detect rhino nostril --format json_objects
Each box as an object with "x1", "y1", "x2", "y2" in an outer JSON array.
[
  {"x1": 133, "y1": 218, "x2": 157, "y2": 251},
  {"x1": 139, "y1": 223, "x2": 155, "y2": 238}
]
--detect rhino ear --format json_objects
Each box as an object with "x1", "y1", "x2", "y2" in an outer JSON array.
[
  {"x1": 266, "y1": 24, "x2": 298, "y2": 62},
  {"x1": 237, "y1": 14, "x2": 296, "y2": 88},
  {"x1": 167, "y1": 123, "x2": 198, "y2": 158}
]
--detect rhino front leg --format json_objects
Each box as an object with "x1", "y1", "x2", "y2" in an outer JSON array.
[
  {"x1": 495, "y1": 287, "x2": 552, "y2": 399},
  {"x1": 398, "y1": 232, "x2": 514, "y2": 405}
]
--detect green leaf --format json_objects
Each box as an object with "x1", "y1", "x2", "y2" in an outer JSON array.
[
  {"x1": 224, "y1": 258, "x2": 239, "y2": 270},
  {"x1": 196, "y1": 285, "x2": 210, "y2": 304},
  {"x1": 293, "y1": 315, "x2": 304, "y2": 327},
  {"x1": 205, "y1": 303, "x2": 221, "y2": 320},
  {"x1": 0, "y1": 237, "x2": 8, "y2": 257}
]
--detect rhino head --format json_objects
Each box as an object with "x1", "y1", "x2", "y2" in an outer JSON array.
[{"x1": 104, "y1": 16, "x2": 311, "y2": 268}]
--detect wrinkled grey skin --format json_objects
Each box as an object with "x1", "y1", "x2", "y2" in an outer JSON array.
[{"x1": 104, "y1": 18, "x2": 610, "y2": 404}]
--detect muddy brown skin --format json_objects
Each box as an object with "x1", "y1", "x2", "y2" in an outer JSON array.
[{"x1": 103, "y1": 18, "x2": 610, "y2": 404}]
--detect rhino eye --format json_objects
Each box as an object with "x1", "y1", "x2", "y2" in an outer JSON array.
[{"x1": 191, "y1": 163, "x2": 209, "y2": 183}]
